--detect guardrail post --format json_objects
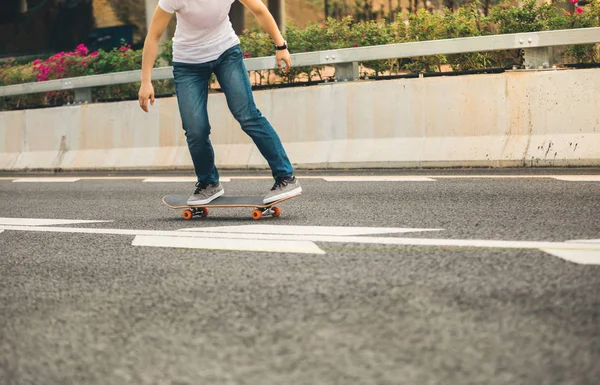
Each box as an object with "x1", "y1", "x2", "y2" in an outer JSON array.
[
  {"x1": 523, "y1": 47, "x2": 553, "y2": 69},
  {"x1": 74, "y1": 88, "x2": 92, "y2": 103},
  {"x1": 334, "y1": 62, "x2": 359, "y2": 82}
]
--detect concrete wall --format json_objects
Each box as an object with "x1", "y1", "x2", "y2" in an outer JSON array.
[{"x1": 1, "y1": 68, "x2": 599, "y2": 171}]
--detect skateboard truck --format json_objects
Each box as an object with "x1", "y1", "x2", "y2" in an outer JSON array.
[
  {"x1": 183, "y1": 207, "x2": 209, "y2": 220},
  {"x1": 252, "y1": 206, "x2": 281, "y2": 220}
]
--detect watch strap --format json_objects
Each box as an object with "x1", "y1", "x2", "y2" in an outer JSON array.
[{"x1": 275, "y1": 40, "x2": 287, "y2": 50}]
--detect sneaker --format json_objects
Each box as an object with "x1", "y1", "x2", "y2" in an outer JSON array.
[
  {"x1": 187, "y1": 182, "x2": 224, "y2": 205},
  {"x1": 263, "y1": 176, "x2": 302, "y2": 204}
]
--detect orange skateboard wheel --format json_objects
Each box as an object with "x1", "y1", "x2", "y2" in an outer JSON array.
[
  {"x1": 272, "y1": 206, "x2": 281, "y2": 217},
  {"x1": 182, "y1": 209, "x2": 193, "y2": 220},
  {"x1": 251, "y1": 209, "x2": 262, "y2": 220}
]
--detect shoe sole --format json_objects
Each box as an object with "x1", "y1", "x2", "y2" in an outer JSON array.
[
  {"x1": 263, "y1": 186, "x2": 302, "y2": 204},
  {"x1": 187, "y1": 188, "x2": 224, "y2": 205}
]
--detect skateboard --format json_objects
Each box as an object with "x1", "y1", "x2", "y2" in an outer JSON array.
[{"x1": 162, "y1": 193, "x2": 300, "y2": 220}]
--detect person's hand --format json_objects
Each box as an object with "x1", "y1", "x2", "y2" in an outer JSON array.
[
  {"x1": 276, "y1": 49, "x2": 292, "y2": 73},
  {"x1": 138, "y1": 81, "x2": 155, "y2": 112}
]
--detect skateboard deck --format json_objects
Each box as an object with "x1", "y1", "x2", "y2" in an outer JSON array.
[{"x1": 162, "y1": 193, "x2": 300, "y2": 220}]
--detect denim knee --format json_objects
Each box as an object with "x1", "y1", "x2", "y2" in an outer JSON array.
[
  {"x1": 233, "y1": 106, "x2": 263, "y2": 127},
  {"x1": 183, "y1": 120, "x2": 211, "y2": 144}
]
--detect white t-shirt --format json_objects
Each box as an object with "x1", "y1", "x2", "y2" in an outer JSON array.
[{"x1": 157, "y1": 0, "x2": 240, "y2": 64}]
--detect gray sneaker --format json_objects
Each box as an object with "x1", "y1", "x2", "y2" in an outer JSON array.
[
  {"x1": 263, "y1": 176, "x2": 302, "y2": 204},
  {"x1": 187, "y1": 182, "x2": 224, "y2": 205}
]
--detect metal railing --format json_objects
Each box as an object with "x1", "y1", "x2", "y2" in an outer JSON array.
[{"x1": 1, "y1": 27, "x2": 599, "y2": 102}]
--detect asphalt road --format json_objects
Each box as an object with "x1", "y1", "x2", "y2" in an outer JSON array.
[{"x1": 0, "y1": 169, "x2": 599, "y2": 385}]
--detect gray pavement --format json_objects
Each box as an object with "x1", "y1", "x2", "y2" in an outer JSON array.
[{"x1": 0, "y1": 169, "x2": 599, "y2": 385}]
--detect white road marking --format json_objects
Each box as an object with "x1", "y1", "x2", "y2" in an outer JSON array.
[
  {"x1": 552, "y1": 176, "x2": 600, "y2": 182},
  {"x1": 52, "y1": 176, "x2": 149, "y2": 180},
  {"x1": 322, "y1": 176, "x2": 435, "y2": 182},
  {"x1": 179, "y1": 225, "x2": 442, "y2": 236},
  {"x1": 541, "y1": 249, "x2": 600, "y2": 265},
  {"x1": 1, "y1": 224, "x2": 599, "y2": 263},
  {"x1": 425, "y1": 175, "x2": 600, "y2": 180},
  {"x1": 143, "y1": 177, "x2": 231, "y2": 183},
  {"x1": 541, "y1": 239, "x2": 600, "y2": 265},
  {"x1": 132, "y1": 235, "x2": 324, "y2": 254},
  {"x1": 1, "y1": 175, "x2": 598, "y2": 182},
  {"x1": 12, "y1": 178, "x2": 80, "y2": 183},
  {"x1": 569, "y1": 239, "x2": 600, "y2": 244},
  {"x1": 0, "y1": 218, "x2": 112, "y2": 226}
]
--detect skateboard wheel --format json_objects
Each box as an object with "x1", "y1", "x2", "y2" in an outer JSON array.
[
  {"x1": 182, "y1": 209, "x2": 193, "y2": 220},
  {"x1": 200, "y1": 208, "x2": 209, "y2": 217},
  {"x1": 251, "y1": 209, "x2": 262, "y2": 220},
  {"x1": 272, "y1": 206, "x2": 281, "y2": 217}
]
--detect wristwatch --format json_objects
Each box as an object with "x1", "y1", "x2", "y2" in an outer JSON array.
[{"x1": 275, "y1": 40, "x2": 288, "y2": 51}]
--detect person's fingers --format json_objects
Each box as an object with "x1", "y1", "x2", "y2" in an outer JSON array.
[
  {"x1": 284, "y1": 56, "x2": 292, "y2": 72},
  {"x1": 140, "y1": 96, "x2": 148, "y2": 112},
  {"x1": 150, "y1": 92, "x2": 155, "y2": 106}
]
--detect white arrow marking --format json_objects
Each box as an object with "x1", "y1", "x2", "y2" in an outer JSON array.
[
  {"x1": 0, "y1": 218, "x2": 112, "y2": 226},
  {"x1": 12, "y1": 178, "x2": 80, "y2": 183},
  {"x1": 132, "y1": 235, "x2": 324, "y2": 254},
  {"x1": 1, "y1": 224, "x2": 599, "y2": 263},
  {"x1": 552, "y1": 176, "x2": 600, "y2": 182},
  {"x1": 569, "y1": 239, "x2": 600, "y2": 244},
  {"x1": 541, "y1": 239, "x2": 600, "y2": 265},
  {"x1": 541, "y1": 249, "x2": 600, "y2": 265},
  {"x1": 179, "y1": 225, "x2": 442, "y2": 236},
  {"x1": 143, "y1": 177, "x2": 231, "y2": 183},
  {"x1": 322, "y1": 176, "x2": 435, "y2": 182}
]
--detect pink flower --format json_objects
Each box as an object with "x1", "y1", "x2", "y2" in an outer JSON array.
[
  {"x1": 569, "y1": 0, "x2": 578, "y2": 3},
  {"x1": 90, "y1": 51, "x2": 99, "y2": 57},
  {"x1": 353, "y1": 43, "x2": 359, "y2": 47},
  {"x1": 36, "y1": 66, "x2": 50, "y2": 81},
  {"x1": 243, "y1": 53, "x2": 251, "y2": 58},
  {"x1": 575, "y1": 6, "x2": 583, "y2": 13},
  {"x1": 76, "y1": 44, "x2": 88, "y2": 56},
  {"x1": 32, "y1": 58, "x2": 41, "y2": 66}
]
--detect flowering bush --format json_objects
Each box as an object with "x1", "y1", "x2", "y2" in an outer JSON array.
[
  {"x1": 32, "y1": 44, "x2": 98, "y2": 82},
  {"x1": 1, "y1": 41, "x2": 175, "y2": 109}
]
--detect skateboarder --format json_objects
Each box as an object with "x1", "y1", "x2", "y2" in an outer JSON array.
[{"x1": 138, "y1": 0, "x2": 301, "y2": 205}]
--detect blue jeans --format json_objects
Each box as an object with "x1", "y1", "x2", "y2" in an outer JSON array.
[{"x1": 172, "y1": 44, "x2": 294, "y2": 184}]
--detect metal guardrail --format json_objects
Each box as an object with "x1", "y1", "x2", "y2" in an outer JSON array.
[{"x1": 1, "y1": 27, "x2": 599, "y2": 101}]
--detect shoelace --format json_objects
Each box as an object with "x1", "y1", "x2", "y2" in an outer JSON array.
[
  {"x1": 271, "y1": 177, "x2": 289, "y2": 191},
  {"x1": 194, "y1": 182, "x2": 209, "y2": 194}
]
